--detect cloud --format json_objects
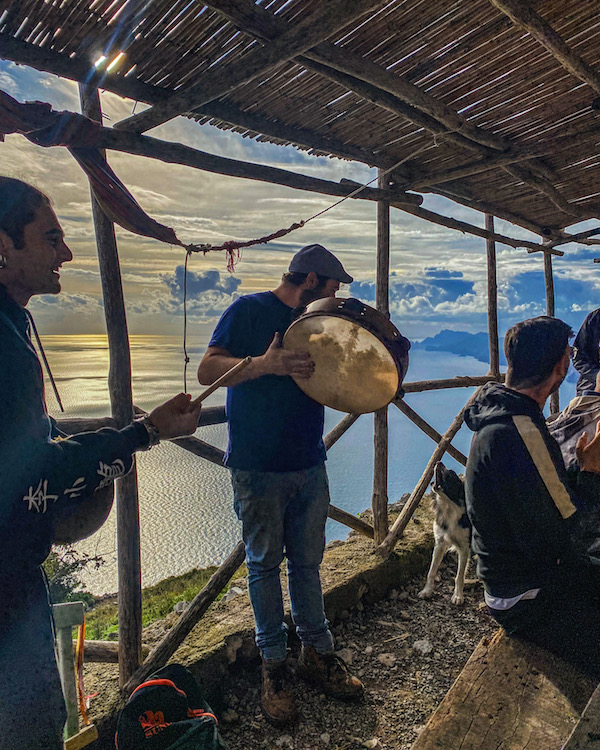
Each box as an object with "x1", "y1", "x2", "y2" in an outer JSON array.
[{"x1": 163, "y1": 266, "x2": 242, "y2": 301}]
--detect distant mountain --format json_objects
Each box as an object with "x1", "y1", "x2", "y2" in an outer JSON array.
[{"x1": 412, "y1": 329, "x2": 507, "y2": 366}]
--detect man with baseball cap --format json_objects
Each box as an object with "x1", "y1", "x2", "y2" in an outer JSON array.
[{"x1": 198, "y1": 244, "x2": 361, "y2": 726}]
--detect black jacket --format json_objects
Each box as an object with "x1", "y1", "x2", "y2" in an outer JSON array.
[
  {"x1": 573, "y1": 308, "x2": 600, "y2": 394},
  {"x1": 464, "y1": 382, "x2": 600, "y2": 598},
  {"x1": 0, "y1": 285, "x2": 148, "y2": 579}
]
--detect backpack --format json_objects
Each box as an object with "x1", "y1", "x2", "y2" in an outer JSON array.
[{"x1": 115, "y1": 664, "x2": 227, "y2": 749}]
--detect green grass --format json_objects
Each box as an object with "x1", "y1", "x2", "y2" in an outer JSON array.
[{"x1": 85, "y1": 564, "x2": 247, "y2": 640}]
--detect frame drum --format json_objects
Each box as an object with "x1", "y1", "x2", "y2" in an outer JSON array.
[{"x1": 283, "y1": 297, "x2": 410, "y2": 413}]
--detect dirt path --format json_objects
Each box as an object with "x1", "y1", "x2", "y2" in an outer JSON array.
[{"x1": 218, "y1": 562, "x2": 496, "y2": 750}]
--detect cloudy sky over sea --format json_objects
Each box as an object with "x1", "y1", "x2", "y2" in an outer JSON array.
[{"x1": 3, "y1": 61, "x2": 600, "y2": 343}]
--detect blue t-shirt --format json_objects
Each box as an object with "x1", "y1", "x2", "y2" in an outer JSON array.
[{"x1": 208, "y1": 292, "x2": 326, "y2": 472}]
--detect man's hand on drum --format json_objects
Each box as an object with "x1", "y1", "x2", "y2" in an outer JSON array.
[
  {"x1": 258, "y1": 332, "x2": 315, "y2": 379},
  {"x1": 148, "y1": 393, "x2": 202, "y2": 440}
]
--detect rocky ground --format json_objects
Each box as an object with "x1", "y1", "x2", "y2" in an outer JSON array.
[{"x1": 217, "y1": 562, "x2": 496, "y2": 750}]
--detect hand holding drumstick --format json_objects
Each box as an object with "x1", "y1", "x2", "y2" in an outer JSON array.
[{"x1": 145, "y1": 358, "x2": 252, "y2": 440}]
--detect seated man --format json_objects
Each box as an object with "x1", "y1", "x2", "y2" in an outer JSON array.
[
  {"x1": 0, "y1": 177, "x2": 203, "y2": 750},
  {"x1": 465, "y1": 316, "x2": 600, "y2": 678},
  {"x1": 573, "y1": 307, "x2": 600, "y2": 394}
]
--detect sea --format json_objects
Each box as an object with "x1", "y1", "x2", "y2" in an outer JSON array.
[{"x1": 40, "y1": 334, "x2": 578, "y2": 594}]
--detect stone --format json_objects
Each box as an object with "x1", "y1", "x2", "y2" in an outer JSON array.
[
  {"x1": 389, "y1": 588, "x2": 399, "y2": 600},
  {"x1": 364, "y1": 645, "x2": 374, "y2": 656},
  {"x1": 320, "y1": 732, "x2": 331, "y2": 745},
  {"x1": 413, "y1": 639, "x2": 433, "y2": 655},
  {"x1": 173, "y1": 600, "x2": 190, "y2": 614},
  {"x1": 398, "y1": 591, "x2": 410, "y2": 600},
  {"x1": 337, "y1": 648, "x2": 354, "y2": 665},
  {"x1": 378, "y1": 653, "x2": 396, "y2": 668},
  {"x1": 362, "y1": 739, "x2": 382, "y2": 749},
  {"x1": 222, "y1": 709, "x2": 239, "y2": 723},
  {"x1": 276, "y1": 736, "x2": 294, "y2": 747}
]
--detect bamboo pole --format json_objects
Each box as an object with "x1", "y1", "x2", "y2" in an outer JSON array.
[
  {"x1": 392, "y1": 398, "x2": 468, "y2": 466},
  {"x1": 79, "y1": 83, "x2": 142, "y2": 686},
  {"x1": 124, "y1": 541, "x2": 247, "y2": 695},
  {"x1": 544, "y1": 251, "x2": 560, "y2": 415},
  {"x1": 486, "y1": 214, "x2": 501, "y2": 378},
  {"x1": 377, "y1": 390, "x2": 480, "y2": 558},
  {"x1": 373, "y1": 169, "x2": 390, "y2": 545}
]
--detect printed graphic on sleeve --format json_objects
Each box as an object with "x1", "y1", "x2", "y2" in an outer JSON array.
[{"x1": 97, "y1": 459, "x2": 126, "y2": 488}]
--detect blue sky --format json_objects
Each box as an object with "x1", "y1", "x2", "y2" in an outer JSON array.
[{"x1": 2, "y1": 61, "x2": 600, "y2": 341}]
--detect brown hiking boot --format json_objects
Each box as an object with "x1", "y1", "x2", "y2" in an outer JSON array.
[
  {"x1": 261, "y1": 658, "x2": 298, "y2": 726},
  {"x1": 296, "y1": 645, "x2": 364, "y2": 699}
]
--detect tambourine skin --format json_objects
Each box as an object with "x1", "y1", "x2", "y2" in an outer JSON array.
[
  {"x1": 52, "y1": 483, "x2": 114, "y2": 545},
  {"x1": 283, "y1": 297, "x2": 410, "y2": 414}
]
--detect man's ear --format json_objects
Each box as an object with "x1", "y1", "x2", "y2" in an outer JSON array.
[{"x1": 305, "y1": 271, "x2": 319, "y2": 288}]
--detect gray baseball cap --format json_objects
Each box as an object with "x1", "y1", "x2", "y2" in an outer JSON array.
[{"x1": 288, "y1": 244, "x2": 353, "y2": 284}]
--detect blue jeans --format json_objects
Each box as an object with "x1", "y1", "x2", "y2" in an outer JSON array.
[{"x1": 231, "y1": 463, "x2": 334, "y2": 662}]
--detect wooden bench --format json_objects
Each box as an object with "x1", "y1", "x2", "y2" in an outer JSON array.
[{"x1": 411, "y1": 629, "x2": 597, "y2": 750}]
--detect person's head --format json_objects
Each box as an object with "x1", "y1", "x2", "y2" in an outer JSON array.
[
  {"x1": 284, "y1": 244, "x2": 353, "y2": 306},
  {"x1": 0, "y1": 177, "x2": 72, "y2": 306},
  {"x1": 504, "y1": 316, "x2": 573, "y2": 391}
]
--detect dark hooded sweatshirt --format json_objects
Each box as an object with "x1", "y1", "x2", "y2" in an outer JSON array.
[{"x1": 464, "y1": 382, "x2": 600, "y2": 598}]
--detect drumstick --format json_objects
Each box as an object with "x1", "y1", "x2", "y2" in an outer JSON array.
[{"x1": 190, "y1": 356, "x2": 252, "y2": 406}]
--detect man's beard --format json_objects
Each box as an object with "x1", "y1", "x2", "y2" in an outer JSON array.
[{"x1": 299, "y1": 285, "x2": 327, "y2": 307}]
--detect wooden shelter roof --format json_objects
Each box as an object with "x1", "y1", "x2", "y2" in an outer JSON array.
[{"x1": 2, "y1": 0, "x2": 600, "y2": 236}]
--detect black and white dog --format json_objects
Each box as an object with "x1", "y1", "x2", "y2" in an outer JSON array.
[{"x1": 418, "y1": 462, "x2": 471, "y2": 605}]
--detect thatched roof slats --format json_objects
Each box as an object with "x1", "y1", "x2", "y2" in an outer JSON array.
[
  {"x1": 490, "y1": 0, "x2": 600, "y2": 95},
  {"x1": 116, "y1": 0, "x2": 393, "y2": 133},
  {"x1": 2, "y1": 0, "x2": 600, "y2": 230}
]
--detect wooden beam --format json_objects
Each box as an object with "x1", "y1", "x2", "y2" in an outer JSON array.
[
  {"x1": 392, "y1": 398, "x2": 468, "y2": 466},
  {"x1": 486, "y1": 215, "x2": 501, "y2": 379},
  {"x1": 327, "y1": 505, "x2": 375, "y2": 540},
  {"x1": 489, "y1": 0, "x2": 600, "y2": 95},
  {"x1": 94, "y1": 128, "x2": 422, "y2": 206},
  {"x1": 432, "y1": 185, "x2": 552, "y2": 238},
  {"x1": 385, "y1": 192, "x2": 563, "y2": 253},
  {"x1": 204, "y1": 0, "x2": 578, "y2": 219},
  {"x1": 79, "y1": 83, "x2": 142, "y2": 686},
  {"x1": 0, "y1": 34, "x2": 400, "y2": 174},
  {"x1": 324, "y1": 413, "x2": 361, "y2": 451},
  {"x1": 377, "y1": 390, "x2": 480, "y2": 558},
  {"x1": 124, "y1": 541, "x2": 247, "y2": 694},
  {"x1": 115, "y1": 0, "x2": 391, "y2": 133},
  {"x1": 410, "y1": 123, "x2": 600, "y2": 189},
  {"x1": 403, "y1": 375, "x2": 503, "y2": 393},
  {"x1": 551, "y1": 227, "x2": 600, "y2": 246}
]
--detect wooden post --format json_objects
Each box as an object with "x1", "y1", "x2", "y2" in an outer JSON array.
[
  {"x1": 544, "y1": 251, "x2": 560, "y2": 415},
  {"x1": 124, "y1": 541, "x2": 247, "y2": 694},
  {"x1": 79, "y1": 83, "x2": 143, "y2": 686},
  {"x1": 377, "y1": 389, "x2": 480, "y2": 558},
  {"x1": 372, "y1": 169, "x2": 390, "y2": 545},
  {"x1": 485, "y1": 214, "x2": 501, "y2": 378}
]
